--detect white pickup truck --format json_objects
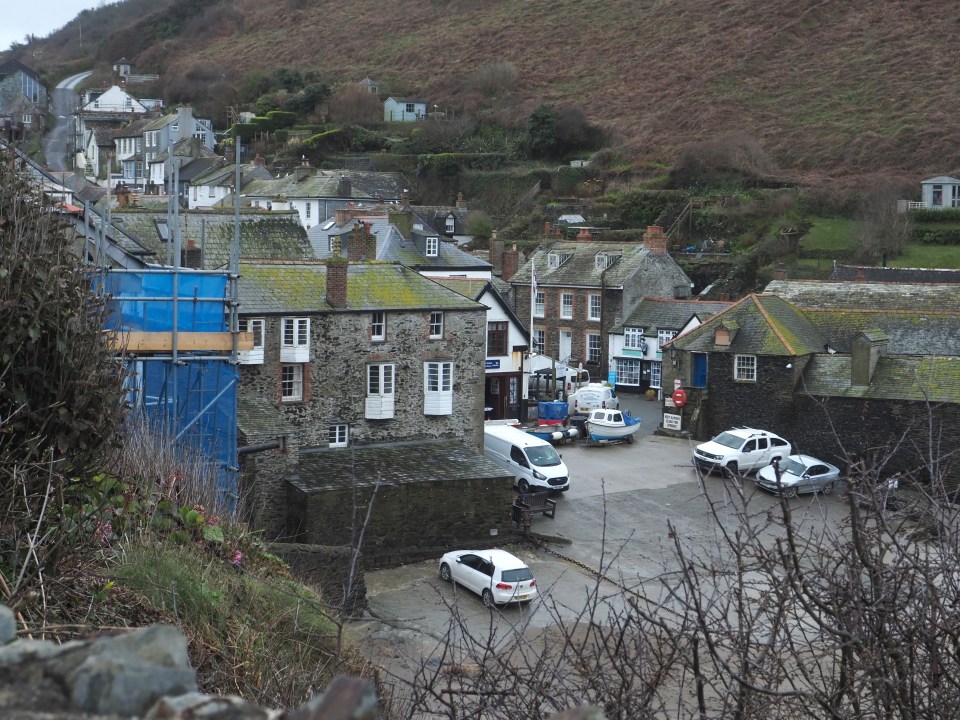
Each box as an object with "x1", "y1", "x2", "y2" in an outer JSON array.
[{"x1": 692, "y1": 427, "x2": 791, "y2": 477}]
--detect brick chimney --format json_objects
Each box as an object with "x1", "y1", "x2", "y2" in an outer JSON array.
[
  {"x1": 335, "y1": 207, "x2": 351, "y2": 225},
  {"x1": 544, "y1": 221, "x2": 553, "y2": 236},
  {"x1": 401, "y1": 189, "x2": 410, "y2": 210},
  {"x1": 182, "y1": 239, "x2": 202, "y2": 269},
  {"x1": 643, "y1": 225, "x2": 668, "y2": 254},
  {"x1": 772, "y1": 264, "x2": 787, "y2": 281},
  {"x1": 327, "y1": 258, "x2": 348, "y2": 309},
  {"x1": 337, "y1": 176, "x2": 352, "y2": 198},
  {"x1": 575, "y1": 227, "x2": 592, "y2": 242},
  {"x1": 502, "y1": 244, "x2": 519, "y2": 281},
  {"x1": 456, "y1": 191, "x2": 466, "y2": 209},
  {"x1": 348, "y1": 222, "x2": 378, "y2": 261}
]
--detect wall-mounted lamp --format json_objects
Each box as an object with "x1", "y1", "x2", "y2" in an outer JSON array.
[{"x1": 786, "y1": 363, "x2": 793, "y2": 369}]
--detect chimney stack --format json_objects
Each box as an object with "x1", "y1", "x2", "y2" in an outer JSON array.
[
  {"x1": 401, "y1": 189, "x2": 410, "y2": 210},
  {"x1": 544, "y1": 221, "x2": 553, "y2": 236},
  {"x1": 772, "y1": 264, "x2": 787, "y2": 281},
  {"x1": 347, "y1": 222, "x2": 378, "y2": 261},
  {"x1": 337, "y1": 176, "x2": 352, "y2": 198},
  {"x1": 489, "y1": 237, "x2": 504, "y2": 274},
  {"x1": 456, "y1": 191, "x2": 465, "y2": 209},
  {"x1": 335, "y1": 207, "x2": 351, "y2": 225},
  {"x1": 327, "y1": 258, "x2": 348, "y2": 309},
  {"x1": 502, "y1": 244, "x2": 520, "y2": 281},
  {"x1": 575, "y1": 227, "x2": 592, "y2": 242},
  {"x1": 643, "y1": 225, "x2": 668, "y2": 254}
]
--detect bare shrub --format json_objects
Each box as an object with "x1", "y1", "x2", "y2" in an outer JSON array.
[
  {"x1": 408, "y1": 115, "x2": 477, "y2": 153},
  {"x1": 463, "y1": 62, "x2": 518, "y2": 99},
  {"x1": 671, "y1": 133, "x2": 777, "y2": 188},
  {"x1": 854, "y1": 174, "x2": 913, "y2": 264},
  {"x1": 328, "y1": 84, "x2": 383, "y2": 126}
]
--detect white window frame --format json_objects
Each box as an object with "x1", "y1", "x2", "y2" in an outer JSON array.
[
  {"x1": 616, "y1": 358, "x2": 641, "y2": 386},
  {"x1": 424, "y1": 361, "x2": 453, "y2": 415},
  {"x1": 548, "y1": 253, "x2": 560, "y2": 269},
  {"x1": 534, "y1": 291, "x2": 545, "y2": 318},
  {"x1": 328, "y1": 423, "x2": 349, "y2": 448},
  {"x1": 446, "y1": 215, "x2": 456, "y2": 233},
  {"x1": 305, "y1": 201, "x2": 311, "y2": 219},
  {"x1": 365, "y1": 363, "x2": 395, "y2": 419},
  {"x1": 586, "y1": 333, "x2": 601, "y2": 364},
  {"x1": 650, "y1": 361, "x2": 663, "y2": 389},
  {"x1": 734, "y1": 354, "x2": 757, "y2": 382},
  {"x1": 281, "y1": 317, "x2": 310, "y2": 362},
  {"x1": 237, "y1": 317, "x2": 265, "y2": 364},
  {"x1": 658, "y1": 329, "x2": 676, "y2": 348},
  {"x1": 624, "y1": 327, "x2": 645, "y2": 351},
  {"x1": 22, "y1": 113, "x2": 32, "y2": 124},
  {"x1": 426, "y1": 236, "x2": 439, "y2": 257},
  {"x1": 595, "y1": 252, "x2": 608, "y2": 270},
  {"x1": 371, "y1": 311, "x2": 386, "y2": 341},
  {"x1": 429, "y1": 311, "x2": 444, "y2": 339},
  {"x1": 588, "y1": 294, "x2": 601, "y2": 321},
  {"x1": 560, "y1": 293, "x2": 573, "y2": 319},
  {"x1": 532, "y1": 328, "x2": 545, "y2": 354},
  {"x1": 281, "y1": 364, "x2": 303, "y2": 402}
]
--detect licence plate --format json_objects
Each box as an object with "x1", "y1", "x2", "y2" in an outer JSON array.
[{"x1": 517, "y1": 594, "x2": 529, "y2": 600}]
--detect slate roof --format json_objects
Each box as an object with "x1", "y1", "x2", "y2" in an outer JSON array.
[
  {"x1": 237, "y1": 261, "x2": 485, "y2": 314},
  {"x1": 615, "y1": 297, "x2": 734, "y2": 334},
  {"x1": 802, "y1": 309, "x2": 960, "y2": 356},
  {"x1": 432, "y1": 279, "x2": 527, "y2": 333},
  {"x1": 290, "y1": 440, "x2": 511, "y2": 491},
  {"x1": 510, "y1": 241, "x2": 689, "y2": 289},
  {"x1": 191, "y1": 162, "x2": 273, "y2": 188},
  {"x1": 241, "y1": 169, "x2": 407, "y2": 201},
  {"x1": 828, "y1": 265, "x2": 960, "y2": 283},
  {"x1": 238, "y1": 395, "x2": 294, "y2": 439},
  {"x1": 114, "y1": 117, "x2": 153, "y2": 138},
  {"x1": 801, "y1": 356, "x2": 960, "y2": 403},
  {"x1": 764, "y1": 280, "x2": 960, "y2": 312},
  {"x1": 109, "y1": 209, "x2": 312, "y2": 269},
  {"x1": 669, "y1": 294, "x2": 826, "y2": 356}
]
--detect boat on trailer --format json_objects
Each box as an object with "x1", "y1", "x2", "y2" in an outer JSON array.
[{"x1": 584, "y1": 408, "x2": 642, "y2": 445}]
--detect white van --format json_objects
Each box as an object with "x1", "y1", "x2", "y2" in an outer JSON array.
[
  {"x1": 483, "y1": 424, "x2": 570, "y2": 493},
  {"x1": 568, "y1": 383, "x2": 619, "y2": 415}
]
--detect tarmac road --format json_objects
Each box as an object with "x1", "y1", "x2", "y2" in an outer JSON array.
[{"x1": 42, "y1": 71, "x2": 91, "y2": 171}]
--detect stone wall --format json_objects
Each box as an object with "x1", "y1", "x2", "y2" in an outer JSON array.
[
  {"x1": 287, "y1": 477, "x2": 515, "y2": 569},
  {"x1": 271, "y1": 543, "x2": 368, "y2": 615}
]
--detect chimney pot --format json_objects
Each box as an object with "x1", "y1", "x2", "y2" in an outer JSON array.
[
  {"x1": 576, "y1": 228, "x2": 592, "y2": 242},
  {"x1": 643, "y1": 225, "x2": 668, "y2": 254}
]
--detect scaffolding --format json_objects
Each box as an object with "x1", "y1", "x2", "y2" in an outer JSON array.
[{"x1": 92, "y1": 154, "x2": 245, "y2": 510}]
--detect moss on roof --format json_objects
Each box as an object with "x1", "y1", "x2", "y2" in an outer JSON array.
[
  {"x1": 238, "y1": 261, "x2": 485, "y2": 313},
  {"x1": 803, "y1": 356, "x2": 960, "y2": 402}
]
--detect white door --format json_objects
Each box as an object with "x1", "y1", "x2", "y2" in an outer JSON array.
[{"x1": 559, "y1": 331, "x2": 572, "y2": 362}]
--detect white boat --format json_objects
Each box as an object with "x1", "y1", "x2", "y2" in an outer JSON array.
[{"x1": 584, "y1": 409, "x2": 642, "y2": 445}]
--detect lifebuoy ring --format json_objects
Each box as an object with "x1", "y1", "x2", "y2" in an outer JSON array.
[{"x1": 671, "y1": 388, "x2": 687, "y2": 407}]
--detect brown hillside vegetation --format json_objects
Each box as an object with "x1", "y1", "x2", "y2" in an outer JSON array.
[{"x1": 14, "y1": 0, "x2": 960, "y2": 183}]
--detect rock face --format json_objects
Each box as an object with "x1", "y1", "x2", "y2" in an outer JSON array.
[{"x1": 0, "y1": 604, "x2": 376, "y2": 719}]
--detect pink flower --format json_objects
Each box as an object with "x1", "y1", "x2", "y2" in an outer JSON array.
[
  {"x1": 193, "y1": 504, "x2": 206, "y2": 514},
  {"x1": 231, "y1": 550, "x2": 243, "y2": 566},
  {"x1": 206, "y1": 515, "x2": 220, "y2": 527}
]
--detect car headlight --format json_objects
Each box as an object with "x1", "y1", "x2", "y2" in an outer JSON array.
[{"x1": 533, "y1": 470, "x2": 545, "y2": 480}]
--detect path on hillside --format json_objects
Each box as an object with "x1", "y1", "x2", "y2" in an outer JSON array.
[{"x1": 42, "y1": 71, "x2": 91, "y2": 171}]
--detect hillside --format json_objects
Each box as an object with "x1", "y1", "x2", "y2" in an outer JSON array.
[{"x1": 10, "y1": 0, "x2": 960, "y2": 184}]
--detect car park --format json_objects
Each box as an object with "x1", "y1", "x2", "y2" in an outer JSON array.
[
  {"x1": 692, "y1": 427, "x2": 791, "y2": 476},
  {"x1": 438, "y1": 548, "x2": 538, "y2": 607},
  {"x1": 754, "y1": 454, "x2": 841, "y2": 497}
]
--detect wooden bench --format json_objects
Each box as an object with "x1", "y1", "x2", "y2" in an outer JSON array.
[{"x1": 514, "y1": 491, "x2": 557, "y2": 520}]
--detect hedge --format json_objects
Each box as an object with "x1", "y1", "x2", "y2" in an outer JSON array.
[
  {"x1": 908, "y1": 208, "x2": 960, "y2": 223},
  {"x1": 909, "y1": 227, "x2": 960, "y2": 245}
]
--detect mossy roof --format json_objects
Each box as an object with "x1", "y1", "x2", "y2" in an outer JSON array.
[
  {"x1": 615, "y1": 297, "x2": 734, "y2": 334},
  {"x1": 765, "y1": 280, "x2": 960, "y2": 313},
  {"x1": 799, "y1": 309, "x2": 960, "y2": 356},
  {"x1": 802, "y1": 356, "x2": 960, "y2": 402},
  {"x1": 669, "y1": 294, "x2": 826, "y2": 356},
  {"x1": 510, "y1": 241, "x2": 689, "y2": 289},
  {"x1": 237, "y1": 261, "x2": 484, "y2": 314},
  {"x1": 241, "y1": 169, "x2": 407, "y2": 201},
  {"x1": 110, "y1": 209, "x2": 313, "y2": 269},
  {"x1": 290, "y1": 440, "x2": 511, "y2": 491}
]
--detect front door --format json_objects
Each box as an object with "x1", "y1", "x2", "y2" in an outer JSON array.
[
  {"x1": 559, "y1": 331, "x2": 572, "y2": 363},
  {"x1": 693, "y1": 353, "x2": 708, "y2": 388}
]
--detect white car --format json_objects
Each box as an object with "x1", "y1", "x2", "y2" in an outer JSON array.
[
  {"x1": 439, "y1": 549, "x2": 538, "y2": 607},
  {"x1": 754, "y1": 454, "x2": 841, "y2": 497},
  {"x1": 692, "y1": 427, "x2": 791, "y2": 476}
]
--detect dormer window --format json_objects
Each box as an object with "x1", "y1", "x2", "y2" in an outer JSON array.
[
  {"x1": 445, "y1": 215, "x2": 456, "y2": 233},
  {"x1": 548, "y1": 253, "x2": 560, "y2": 269},
  {"x1": 426, "y1": 237, "x2": 439, "y2": 257},
  {"x1": 595, "y1": 252, "x2": 608, "y2": 270}
]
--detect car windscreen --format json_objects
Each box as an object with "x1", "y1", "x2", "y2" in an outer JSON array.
[
  {"x1": 780, "y1": 458, "x2": 806, "y2": 476},
  {"x1": 525, "y1": 445, "x2": 562, "y2": 467},
  {"x1": 712, "y1": 432, "x2": 743, "y2": 449},
  {"x1": 501, "y1": 567, "x2": 534, "y2": 583}
]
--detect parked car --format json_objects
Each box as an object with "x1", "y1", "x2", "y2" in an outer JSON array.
[
  {"x1": 568, "y1": 383, "x2": 619, "y2": 415},
  {"x1": 692, "y1": 427, "x2": 791, "y2": 476},
  {"x1": 754, "y1": 454, "x2": 841, "y2": 497},
  {"x1": 438, "y1": 548, "x2": 538, "y2": 607}
]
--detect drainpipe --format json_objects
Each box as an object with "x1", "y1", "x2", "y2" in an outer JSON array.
[{"x1": 238, "y1": 439, "x2": 284, "y2": 456}]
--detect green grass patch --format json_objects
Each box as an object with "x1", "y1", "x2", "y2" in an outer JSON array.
[
  {"x1": 800, "y1": 217, "x2": 857, "y2": 253},
  {"x1": 891, "y1": 244, "x2": 960, "y2": 269}
]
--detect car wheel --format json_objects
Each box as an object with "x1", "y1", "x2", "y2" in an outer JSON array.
[
  {"x1": 482, "y1": 588, "x2": 497, "y2": 608},
  {"x1": 821, "y1": 481, "x2": 835, "y2": 496},
  {"x1": 724, "y1": 462, "x2": 738, "y2": 478},
  {"x1": 439, "y1": 563, "x2": 452, "y2": 583},
  {"x1": 518, "y1": 478, "x2": 531, "y2": 494},
  {"x1": 782, "y1": 486, "x2": 798, "y2": 499},
  {"x1": 626, "y1": 433, "x2": 634, "y2": 444}
]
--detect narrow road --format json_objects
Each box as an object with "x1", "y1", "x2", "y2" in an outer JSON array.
[{"x1": 42, "y1": 70, "x2": 92, "y2": 171}]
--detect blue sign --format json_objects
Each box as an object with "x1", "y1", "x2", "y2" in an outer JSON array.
[
  {"x1": 607, "y1": 371, "x2": 618, "y2": 384},
  {"x1": 485, "y1": 359, "x2": 500, "y2": 369}
]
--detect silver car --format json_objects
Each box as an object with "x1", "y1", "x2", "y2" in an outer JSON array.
[{"x1": 754, "y1": 454, "x2": 841, "y2": 497}]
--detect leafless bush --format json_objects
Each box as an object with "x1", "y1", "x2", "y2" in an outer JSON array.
[
  {"x1": 328, "y1": 84, "x2": 383, "y2": 126},
  {"x1": 854, "y1": 174, "x2": 913, "y2": 263},
  {"x1": 462, "y1": 63, "x2": 518, "y2": 99},
  {"x1": 671, "y1": 133, "x2": 778, "y2": 188}
]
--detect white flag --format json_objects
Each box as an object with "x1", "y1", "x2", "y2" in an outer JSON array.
[{"x1": 530, "y1": 262, "x2": 538, "y2": 309}]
